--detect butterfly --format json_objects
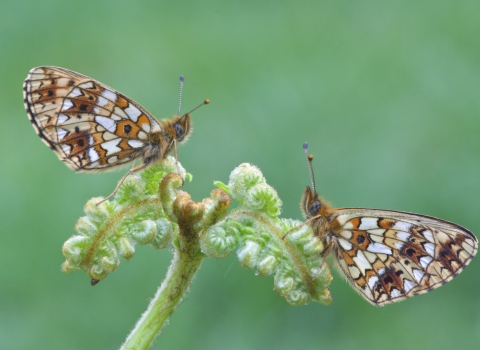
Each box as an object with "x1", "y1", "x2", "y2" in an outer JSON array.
[
  {"x1": 23, "y1": 66, "x2": 208, "y2": 201},
  {"x1": 299, "y1": 142, "x2": 477, "y2": 306}
]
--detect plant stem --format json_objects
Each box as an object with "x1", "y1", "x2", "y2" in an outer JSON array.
[{"x1": 121, "y1": 239, "x2": 204, "y2": 349}]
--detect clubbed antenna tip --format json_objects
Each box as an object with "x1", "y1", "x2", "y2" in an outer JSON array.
[
  {"x1": 303, "y1": 142, "x2": 317, "y2": 195},
  {"x1": 185, "y1": 99, "x2": 210, "y2": 115}
]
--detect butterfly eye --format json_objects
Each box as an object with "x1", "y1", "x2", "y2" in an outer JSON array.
[
  {"x1": 308, "y1": 200, "x2": 321, "y2": 216},
  {"x1": 174, "y1": 123, "x2": 184, "y2": 138}
]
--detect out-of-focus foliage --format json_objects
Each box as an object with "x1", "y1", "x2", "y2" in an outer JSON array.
[{"x1": 1, "y1": 1, "x2": 479, "y2": 349}]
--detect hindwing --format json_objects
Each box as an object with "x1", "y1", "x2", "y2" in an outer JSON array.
[
  {"x1": 327, "y1": 209, "x2": 477, "y2": 305},
  {"x1": 24, "y1": 66, "x2": 163, "y2": 172}
]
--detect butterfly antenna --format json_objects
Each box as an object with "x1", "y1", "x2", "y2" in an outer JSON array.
[
  {"x1": 184, "y1": 98, "x2": 210, "y2": 116},
  {"x1": 303, "y1": 142, "x2": 317, "y2": 196},
  {"x1": 177, "y1": 76, "x2": 184, "y2": 116}
]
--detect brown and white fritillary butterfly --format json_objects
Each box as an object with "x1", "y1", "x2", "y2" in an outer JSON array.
[
  {"x1": 300, "y1": 142, "x2": 477, "y2": 306},
  {"x1": 23, "y1": 66, "x2": 208, "y2": 201}
]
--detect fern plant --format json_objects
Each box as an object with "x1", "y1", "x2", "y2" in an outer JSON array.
[{"x1": 61, "y1": 156, "x2": 333, "y2": 349}]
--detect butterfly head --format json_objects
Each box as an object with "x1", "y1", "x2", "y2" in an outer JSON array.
[
  {"x1": 172, "y1": 98, "x2": 210, "y2": 143},
  {"x1": 173, "y1": 113, "x2": 192, "y2": 143},
  {"x1": 301, "y1": 185, "x2": 322, "y2": 219}
]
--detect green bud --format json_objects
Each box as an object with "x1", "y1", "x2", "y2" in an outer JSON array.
[
  {"x1": 100, "y1": 241, "x2": 120, "y2": 272},
  {"x1": 74, "y1": 217, "x2": 97, "y2": 237},
  {"x1": 244, "y1": 183, "x2": 282, "y2": 218},
  {"x1": 62, "y1": 235, "x2": 90, "y2": 266},
  {"x1": 115, "y1": 175, "x2": 145, "y2": 204},
  {"x1": 256, "y1": 255, "x2": 278, "y2": 276},
  {"x1": 117, "y1": 237, "x2": 135, "y2": 260},
  {"x1": 283, "y1": 289, "x2": 311, "y2": 306},
  {"x1": 130, "y1": 220, "x2": 157, "y2": 245},
  {"x1": 237, "y1": 240, "x2": 261, "y2": 269},
  {"x1": 89, "y1": 263, "x2": 108, "y2": 281},
  {"x1": 201, "y1": 225, "x2": 238, "y2": 259},
  {"x1": 274, "y1": 269, "x2": 295, "y2": 295},
  {"x1": 228, "y1": 163, "x2": 265, "y2": 202},
  {"x1": 151, "y1": 219, "x2": 174, "y2": 249}
]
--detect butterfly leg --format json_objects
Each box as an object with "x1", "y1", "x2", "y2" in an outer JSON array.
[
  {"x1": 172, "y1": 138, "x2": 183, "y2": 178},
  {"x1": 96, "y1": 162, "x2": 148, "y2": 205},
  {"x1": 282, "y1": 216, "x2": 321, "y2": 240}
]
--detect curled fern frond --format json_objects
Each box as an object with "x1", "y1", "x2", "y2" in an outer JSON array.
[
  {"x1": 61, "y1": 157, "x2": 183, "y2": 283},
  {"x1": 206, "y1": 163, "x2": 333, "y2": 305}
]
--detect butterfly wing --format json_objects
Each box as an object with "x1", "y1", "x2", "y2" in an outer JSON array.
[
  {"x1": 24, "y1": 66, "x2": 163, "y2": 172},
  {"x1": 326, "y1": 208, "x2": 477, "y2": 306}
]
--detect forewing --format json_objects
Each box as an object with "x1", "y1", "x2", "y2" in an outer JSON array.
[
  {"x1": 327, "y1": 208, "x2": 477, "y2": 306},
  {"x1": 24, "y1": 66, "x2": 163, "y2": 172}
]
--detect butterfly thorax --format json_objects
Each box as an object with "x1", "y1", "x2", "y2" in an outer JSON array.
[
  {"x1": 140, "y1": 131, "x2": 165, "y2": 165},
  {"x1": 141, "y1": 114, "x2": 192, "y2": 166},
  {"x1": 159, "y1": 114, "x2": 192, "y2": 143}
]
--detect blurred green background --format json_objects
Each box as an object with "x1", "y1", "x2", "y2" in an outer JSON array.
[{"x1": 1, "y1": 0, "x2": 480, "y2": 349}]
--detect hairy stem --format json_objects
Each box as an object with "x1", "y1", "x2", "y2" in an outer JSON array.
[{"x1": 121, "y1": 226, "x2": 204, "y2": 349}]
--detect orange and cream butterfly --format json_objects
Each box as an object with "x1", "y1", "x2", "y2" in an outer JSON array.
[
  {"x1": 23, "y1": 66, "x2": 208, "y2": 201},
  {"x1": 300, "y1": 142, "x2": 477, "y2": 306}
]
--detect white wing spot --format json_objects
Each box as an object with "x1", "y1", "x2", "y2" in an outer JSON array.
[
  {"x1": 102, "y1": 89, "x2": 118, "y2": 102},
  {"x1": 69, "y1": 88, "x2": 83, "y2": 98},
  {"x1": 419, "y1": 256, "x2": 433, "y2": 268},
  {"x1": 78, "y1": 82, "x2": 94, "y2": 89},
  {"x1": 404, "y1": 279, "x2": 415, "y2": 292},
  {"x1": 348, "y1": 265, "x2": 361, "y2": 279},
  {"x1": 422, "y1": 229, "x2": 434, "y2": 243},
  {"x1": 61, "y1": 144, "x2": 71, "y2": 155},
  {"x1": 396, "y1": 232, "x2": 410, "y2": 242},
  {"x1": 150, "y1": 121, "x2": 163, "y2": 133},
  {"x1": 353, "y1": 250, "x2": 372, "y2": 276},
  {"x1": 392, "y1": 221, "x2": 412, "y2": 232},
  {"x1": 367, "y1": 242, "x2": 392, "y2": 255},
  {"x1": 137, "y1": 131, "x2": 148, "y2": 140},
  {"x1": 89, "y1": 147, "x2": 99, "y2": 163},
  {"x1": 413, "y1": 269, "x2": 424, "y2": 282},
  {"x1": 363, "y1": 251, "x2": 377, "y2": 264},
  {"x1": 367, "y1": 229, "x2": 386, "y2": 236},
  {"x1": 339, "y1": 230, "x2": 352, "y2": 239},
  {"x1": 57, "y1": 128, "x2": 67, "y2": 140},
  {"x1": 424, "y1": 243, "x2": 435, "y2": 256},
  {"x1": 390, "y1": 289, "x2": 401, "y2": 298},
  {"x1": 124, "y1": 104, "x2": 141, "y2": 122},
  {"x1": 62, "y1": 99, "x2": 74, "y2": 110},
  {"x1": 102, "y1": 132, "x2": 117, "y2": 141},
  {"x1": 378, "y1": 254, "x2": 388, "y2": 262},
  {"x1": 95, "y1": 116, "x2": 116, "y2": 133},
  {"x1": 338, "y1": 215, "x2": 351, "y2": 228},
  {"x1": 114, "y1": 107, "x2": 128, "y2": 119},
  {"x1": 394, "y1": 241, "x2": 404, "y2": 250},
  {"x1": 338, "y1": 238, "x2": 352, "y2": 251},
  {"x1": 140, "y1": 122, "x2": 150, "y2": 133},
  {"x1": 368, "y1": 276, "x2": 379, "y2": 290},
  {"x1": 58, "y1": 114, "x2": 69, "y2": 124},
  {"x1": 128, "y1": 140, "x2": 144, "y2": 149},
  {"x1": 359, "y1": 218, "x2": 379, "y2": 230},
  {"x1": 370, "y1": 234, "x2": 384, "y2": 243},
  {"x1": 100, "y1": 138, "x2": 122, "y2": 155},
  {"x1": 107, "y1": 156, "x2": 118, "y2": 164},
  {"x1": 97, "y1": 96, "x2": 108, "y2": 107}
]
